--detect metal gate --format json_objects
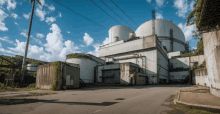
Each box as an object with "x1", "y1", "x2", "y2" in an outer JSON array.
[{"x1": 102, "y1": 69, "x2": 120, "y2": 84}]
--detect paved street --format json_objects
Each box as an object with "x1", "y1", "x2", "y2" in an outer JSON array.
[{"x1": 0, "y1": 85, "x2": 191, "y2": 114}]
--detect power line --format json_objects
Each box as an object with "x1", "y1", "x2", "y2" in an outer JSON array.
[
  {"x1": 100, "y1": 0, "x2": 132, "y2": 27},
  {"x1": 90, "y1": 0, "x2": 119, "y2": 23},
  {"x1": 110, "y1": 0, "x2": 138, "y2": 26},
  {"x1": 52, "y1": 0, "x2": 106, "y2": 28}
]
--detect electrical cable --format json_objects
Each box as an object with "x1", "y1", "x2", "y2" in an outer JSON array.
[
  {"x1": 90, "y1": 0, "x2": 120, "y2": 23},
  {"x1": 110, "y1": 0, "x2": 138, "y2": 26},
  {"x1": 100, "y1": 0, "x2": 133, "y2": 27},
  {"x1": 52, "y1": 0, "x2": 106, "y2": 28}
]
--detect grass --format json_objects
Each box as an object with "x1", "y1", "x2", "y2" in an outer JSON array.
[
  {"x1": 0, "y1": 83, "x2": 42, "y2": 91},
  {"x1": 171, "y1": 103, "x2": 218, "y2": 114}
]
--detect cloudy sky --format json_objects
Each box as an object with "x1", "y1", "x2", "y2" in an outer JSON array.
[{"x1": 0, "y1": 0, "x2": 198, "y2": 62}]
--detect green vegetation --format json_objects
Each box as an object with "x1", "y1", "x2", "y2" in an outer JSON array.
[
  {"x1": 51, "y1": 61, "x2": 60, "y2": 91},
  {"x1": 181, "y1": 37, "x2": 204, "y2": 57},
  {"x1": 0, "y1": 82, "x2": 39, "y2": 91},
  {"x1": 187, "y1": 0, "x2": 203, "y2": 27},
  {"x1": 192, "y1": 61, "x2": 206, "y2": 70},
  {"x1": 27, "y1": 83, "x2": 36, "y2": 88},
  {"x1": 31, "y1": 72, "x2": 37, "y2": 78},
  {"x1": 66, "y1": 53, "x2": 86, "y2": 59},
  {"x1": 0, "y1": 55, "x2": 46, "y2": 78},
  {"x1": 171, "y1": 103, "x2": 218, "y2": 114}
]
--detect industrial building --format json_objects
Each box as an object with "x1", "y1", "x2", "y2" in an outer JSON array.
[{"x1": 65, "y1": 19, "x2": 192, "y2": 85}]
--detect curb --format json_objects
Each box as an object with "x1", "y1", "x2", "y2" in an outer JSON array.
[{"x1": 174, "y1": 90, "x2": 220, "y2": 113}]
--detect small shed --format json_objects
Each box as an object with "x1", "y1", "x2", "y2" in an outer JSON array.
[{"x1": 36, "y1": 61, "x2": 80, "y2": 90}]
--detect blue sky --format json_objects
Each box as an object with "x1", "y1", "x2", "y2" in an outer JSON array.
[{"x1": 0, "y1": 0, "x2": 198, "y2": 62}]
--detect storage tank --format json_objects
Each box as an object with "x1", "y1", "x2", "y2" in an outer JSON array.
[
  {"x1": 135, "y1": 19, "x2": 186, "y2": 52},
  {"x1": 109, "y1": 25, "x2": 134, "y2": 43},
  {"x1": 66, "y1": 53, "x2": 97, "y2": 83},
  {"x1": 27, "y1": 64, "x2": 39, "y2": 74}
]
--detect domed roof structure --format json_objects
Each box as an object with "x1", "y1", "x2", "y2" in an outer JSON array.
[
  {"x1": 135, "y1": 19, "x2": 186, "y2": 52},
  {"x1": 109, "y1": 25, "x2": 134, "y2": 43}
]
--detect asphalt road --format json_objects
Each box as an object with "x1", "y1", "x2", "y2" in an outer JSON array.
[{"x1": 0, "y1": 84, "x2": 191, "y2": 114}]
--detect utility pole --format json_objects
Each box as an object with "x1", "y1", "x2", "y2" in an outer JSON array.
[{"x1": 21, "y1": 0, "x2": 41, "y2": 84}]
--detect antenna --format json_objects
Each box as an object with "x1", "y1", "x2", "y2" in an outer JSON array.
[{"x1": 152, "y1": 10, "x2": 155, "y2": 35}]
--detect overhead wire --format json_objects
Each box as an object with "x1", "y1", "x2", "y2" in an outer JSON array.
[
  {"x1": 110, "y1": 0, "x2": 138, "y2": 26},
  {"x1": 90, "y1": 0, "x2": 120, "y2": 23},
  {"x1": 52, "y1": 0, "x2": 106, "y2": 28},
  {"x1": 100, "y1": 0, "x2": 133, "y2": 27}
]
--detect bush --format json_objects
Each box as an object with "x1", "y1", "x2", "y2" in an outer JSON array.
[
  {"x1": 27, "y1": 83, "x2": 36, "y2": 88},
  {"x1": 0, "y1": 83, "x2": 5, "y2": 89}
]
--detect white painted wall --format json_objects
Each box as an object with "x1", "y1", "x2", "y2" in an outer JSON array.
[
  {"x1": 66, "y1": 58, "x2": 97, "y2": 83},
  {"x1": 167, "y1": 51, "x2": 181, "y2": 59},
  {"x1": 99, "y1": 38, "x2": 144, "y2": 57}
]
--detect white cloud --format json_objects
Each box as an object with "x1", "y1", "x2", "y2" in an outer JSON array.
[
  {"x1": 156, "y1": 0, "x2": 165, "y2": 7},
  {"x1": 0, "y1": 0, "x2": 6, "y2": 5},
  {"x1": 20, "y1": 31, "x2": 27, "y2": 37},
  {"x1": 36, "y1": 33, "x2": 44, "y2": 38},
  {"x1": 173, "y1": 0, "x2": 188, "y2": 18},
  {"x1": 178, "y1": 23, "x2": 196, "y2": 41},
  {"x1": 8, "y1": 39, "x2": 45, "y2": 60},
  {"x1": 67, "y1": 31, "x2": 70, "y2": 34},
  {"x1": 83, "y1": 33, "x2": 94, "y2": 46},
  {"x1": 88, "y1": 37, "x2": 110, "y2": 57},
  {"x1": 190, "y1": 0, "x2": 195, "y2": 11},
  {"x1": 14, "y1": 21, "x2": 19, "y2": 26},
  {"x1": 32, "y1": 36, "x2": 42, "y2": 44},
  {"x1": 0, "y1": 9, "x2": 8, "y2": 31},
  {"x1": 35, "y1": 8, "x2": 46, "y2": 21},
  {"x1": 87, "y1": 43, "x2": 101, "y2": 57},
  {"x1": 2, "y1": 23, "x2": 79, "y2": 62},
  {"x1": 58, "y1": 12, "x2": 61, "y2": 17},
  {"x1": 7, "y1": 0, "x2": 16, "y2": 11},
  {"x1": 45, "y1": 17, "x2": 56, "y2": 24},
  {"x1": 47, "y1": 5, "x2": 55, "y2": 11},
  {"x1": 102, "y1": 37, "x2": 110, "y2": 45},
  {"x1": 0, "y1": 36, "x2": 14, "y2": 44},
  {"x1": 156, "y1": 12, "x2": 163, "y2": 19},
  {"x1": 23, "y1": 13, "x2": 31, "y2": 19},
  {"x1": 11, "y1": 13, "x2": 18, "y2": 19},
  {"x1": 43, "y1": 24, "x2": 79, "y2": 61},
  {"x1": 146, "y1": 0, "x2": 151, "y2": 3}
]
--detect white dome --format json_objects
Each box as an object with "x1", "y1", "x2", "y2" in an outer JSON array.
[
  {"x1": 109, "y1": 25, "x2": 134, "y2": 43},
  {"x1": 135, "y1": 19, "x2": 186, "y2": 52}
]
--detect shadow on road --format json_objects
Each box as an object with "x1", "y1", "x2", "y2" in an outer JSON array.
[
  {"x1": 68, "y1": 84, "x2": 193, "y2": 91},
  {"x1": 0, "y1": 98, "x2": 118, "y2": 106}
]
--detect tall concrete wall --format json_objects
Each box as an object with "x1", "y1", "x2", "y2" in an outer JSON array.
[
  {"x1": 192, "y1": 68, "x2": 209, "y2": 86},
  {"x1": 189, "y1": 55, "x2": 205, "y2": 68},
  {"x1": 157, "y1": 49, "x2": 169, "y2": 83},
  {"x1": 202, "y1": 30, "x2": 220, "y2": 97}
]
